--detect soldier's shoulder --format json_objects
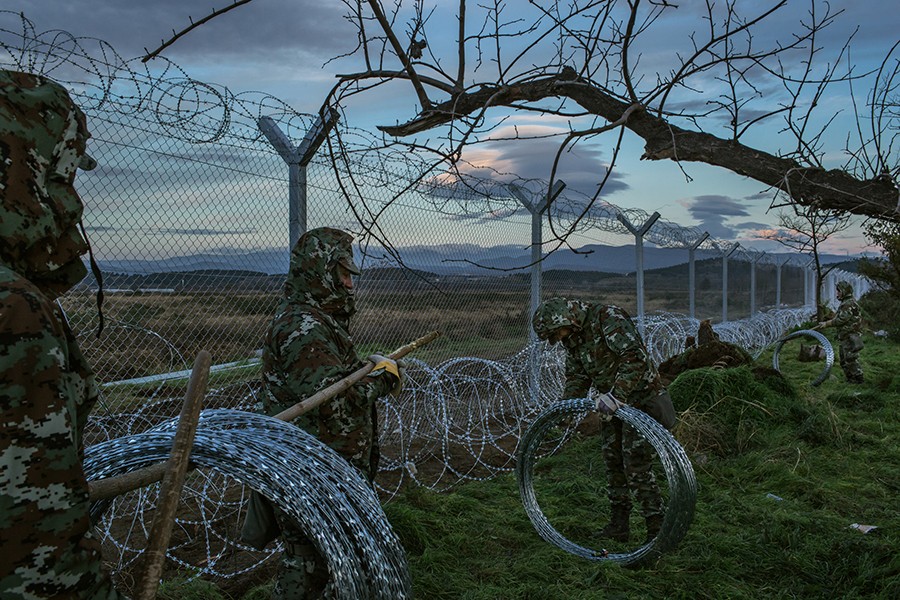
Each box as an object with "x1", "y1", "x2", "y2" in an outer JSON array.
[
  {"x1": 0, "y1": 267, "x2": 58, "y2": 321},
  {"x1": 269, "y1": 303, "x2": 335, "y2": 343},
  {"x1": 599, "y1": 304, "x2": 635, "y2": 325}
]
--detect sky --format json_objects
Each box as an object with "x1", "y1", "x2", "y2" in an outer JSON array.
[{"x1": 2, "y1": 0, "x2": 897, "y2": 258}]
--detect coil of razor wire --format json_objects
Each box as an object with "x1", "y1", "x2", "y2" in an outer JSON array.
[
  {"x1": 83, "y1": 308, "x2": 811, "y2": 576},
  {"x1": 771, "y1": 329, "x2": 834, "y2": 386},
  {"x1": 516, "y1": 398, "x2": 697, "y2": 566},
  {"x1": 84, "y1": 409, "x2": 411, "y2": 600}
]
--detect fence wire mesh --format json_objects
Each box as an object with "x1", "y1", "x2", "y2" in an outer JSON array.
[{"x1": 1, "y1": 11, "x2": 872, "y2": 586}]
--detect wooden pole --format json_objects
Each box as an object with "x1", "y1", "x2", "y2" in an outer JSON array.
[
  {"x1": 132, "y1": 350, "x2": 211, "y2": 600},
  {"x1": 88, "y1": 331, "x2": 440, "y2": 501}
]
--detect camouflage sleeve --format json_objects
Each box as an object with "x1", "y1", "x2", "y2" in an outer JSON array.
[
  {"x1": 562, "y1": 352, "x2": 591, "y2": 399},
  {"x1": 832, "y1": 301, "x2": 860, "y2": 331},
  {"x1": 265, "y1": 311, "x2": 392, "y2": 420},
  {"x1": 0, "y1": 275, "x2": 120, "y2": 598},
  {"x1": 600, "y1": 306, "x2": 658, "y2": 402}
]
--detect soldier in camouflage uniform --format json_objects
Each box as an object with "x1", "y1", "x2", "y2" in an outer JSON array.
[
  {"x1": 1, "y1": 70, "x2": 122, "y2": 599},
  {"x1": 817, "y1": 281, "x2": 864, "y2": 384},
  {"x1": 533, "y1": 297, "x2": 673, "y2": 544},
  {"x1": 248, "y1": 227, "x2": 402, "y2": 599}
]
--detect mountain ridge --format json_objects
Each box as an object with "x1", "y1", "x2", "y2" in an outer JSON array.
[{"x1": 94, "y1": 243, "x2": 866, "y2": 276}]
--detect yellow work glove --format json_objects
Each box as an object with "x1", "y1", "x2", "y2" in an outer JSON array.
[{"x1": 368, "y1": 354, "x2": 405, "y2": 396}]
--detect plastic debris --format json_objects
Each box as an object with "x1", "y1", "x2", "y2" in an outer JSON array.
[
  {"x1": 849, "y1": 523, "x2": 878, "y2": 534},
  {"x1": 766, "y1": 493, "x2": 783, "y2": 501}
]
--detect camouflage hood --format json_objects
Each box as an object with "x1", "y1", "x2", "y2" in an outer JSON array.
[
  {"x1": 0, "y1": 70, "x2": 94, "y2": 298},
  {"x1": 836, "y1": 280, "x2": 853, "y2": 300},
  {"x1": 285, "y1": 227, "x2": 360, "y2": 320},
  {"x1": 532, "y1": 297, "x2": 590, "y2": 339}
]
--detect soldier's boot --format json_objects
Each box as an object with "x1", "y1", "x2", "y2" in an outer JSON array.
[
  {"x1": 644, "y1": 514, "x2": 664, "y2": 543},
  {"x1": 598, "y1": 506, "x2": 631, "y2": 543}
]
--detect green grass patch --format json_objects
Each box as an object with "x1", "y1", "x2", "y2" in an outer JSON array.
[{"x1": 129, "y1": 336, "x2": 900, "y2": 599}]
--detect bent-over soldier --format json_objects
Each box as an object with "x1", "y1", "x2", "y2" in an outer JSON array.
[
  {"x1": 532, "y1": 297, "x2": 676, "y2": 544},
  {"x1": 817, "y1": 280, "x2": 864, "y2": 384}
]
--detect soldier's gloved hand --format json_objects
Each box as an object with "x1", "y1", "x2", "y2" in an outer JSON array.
[
  {"x1": 368, "y1": 354, "x2": 404, "y2": 396},
  {"x1": 591, "y1": 391, "x2": 622, "y2": 417}
]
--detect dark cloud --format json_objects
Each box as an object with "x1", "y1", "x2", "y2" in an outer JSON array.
[
  {"x1": 458, "y1": 136, "x2": 630, "y2": 198},
  {"x1": 3, "y1": 2, "x2": 350, "y2": 63},
  {"x1": 734, "y1": 221, "x2": 771, "y2": 231},
  {"x1": 744, "y1": 191, "x2": 774, "y2": 202},
  {"x1": 684, "y1": 195, "x2": 754, "y2": 239}
]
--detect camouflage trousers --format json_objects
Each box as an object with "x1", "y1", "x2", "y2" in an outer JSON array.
[
  {"x1": 269, "y1": 453, "x2": 375, "y2": 599},
  {"x1": 599, "y1": 418, "x2": 664, "y2": 519},
  {"x1": 271, "y1": 508, "x2": 329, "y2": 600},
  {"x1": 838, "y1": 340, "x2": 864, "y2": 383}
]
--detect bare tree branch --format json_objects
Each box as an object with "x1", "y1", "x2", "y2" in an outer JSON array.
[
  {"x1": 763, "y1": 202, "x2": 852, "y2": 317},
  {"x1": 142, "y1": 0, "x2": 254, "y2": 62},
  {"x1": 357, "y1": 73, "x2": 897, "y2": 220},
  {"x1": 329, "y1": 1, "x2": 898, "y2": 223}
]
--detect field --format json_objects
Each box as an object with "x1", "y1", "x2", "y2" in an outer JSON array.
[
  {"x1": 66, "y1": 260, "x2": 808, "y2": 389},
  {"x1": 144, "y1": 330, "x2": 899, "y2": 599},
  {"x1": 72, "y1": 263, "x2": 870, "y2": 598}
]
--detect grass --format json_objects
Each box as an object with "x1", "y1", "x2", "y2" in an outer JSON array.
[{"x1": 148, "y1": 331, "x2": 899, "y2": 599}]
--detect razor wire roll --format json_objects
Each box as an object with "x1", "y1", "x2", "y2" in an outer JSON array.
[
  {"x1": 771, "y1": 329, "x2": 834, "y2": 386},
  {"x1": 516, "y1": 398, "x2": 697, "y2": 566},
  {"x1": 81, "y1": 308, "x2": 816, "y2": 577},
  {"x1": 84, "y1": 409, "x2": 411, "y2": 600}
]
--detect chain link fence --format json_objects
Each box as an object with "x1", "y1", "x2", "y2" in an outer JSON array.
[{"x1": 1, "y1": 11, "x2": 872, "y2": 585}]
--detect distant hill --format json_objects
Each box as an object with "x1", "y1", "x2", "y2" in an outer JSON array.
[{"x1": 91, "y1": 243, "x2": 865, "y2": 279}]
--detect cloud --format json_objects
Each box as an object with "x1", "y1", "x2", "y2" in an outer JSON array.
[
  {"x1": 4, "y1": 1, "x2": 350, "y2": 62},
  {"x1": 683, "y1": 194, "x2": 758, "y2": 239},
  {"x1": 459, "y1": 133, "x2": 630, "y2": 197},
  {"x1": 734, "y1": 221, "x2": 771, "y2": 231}
]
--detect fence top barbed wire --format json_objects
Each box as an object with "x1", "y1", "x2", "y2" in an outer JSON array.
[{"x1": 0, "y1": 10, "x2": 822, "y2": 270}]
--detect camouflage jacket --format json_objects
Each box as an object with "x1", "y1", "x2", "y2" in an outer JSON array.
[
  {"x1": 560, "y1": 303, "x2": 662, "y2": 406},
  {"x1": 1, "y1": 70, "x2": 121, "y2": 599},
  {"x1": 261, "y1": 228, "x2": 393, "y2": 478},
  {"x1": 0, "y1": 268, "x2": 120, "y2": 599},
  {"x1": 832, "y1": 297, "x2": 863, "y2": 341}
]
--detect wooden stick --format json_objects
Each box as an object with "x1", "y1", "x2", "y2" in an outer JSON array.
[
  {"x1": 89, "y1": 462, "x2": 167, "y2": 501},
  {"x1": 87, "y1": 331, "x2": 441, "y2": 501},
  {"x1": 132, "y1": 350, "x2": 211, "y2": 600}
]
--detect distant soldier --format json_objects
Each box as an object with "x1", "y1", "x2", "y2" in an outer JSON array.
[
  {"x1": 243, "y1": 227, "x2": 403, "y2": 599},
  {"x1": 696, "y1": 319, "x2": 719, "y2": 345},
  {"x1": 817, "y1": 280, "x2": 864, "y2": 384},
  {"x1": 532, "y1": 297, "x2": 676, "y2": 544},
  {"x1": 1, "y1": 70, "x2": 122, "y2": 598}
]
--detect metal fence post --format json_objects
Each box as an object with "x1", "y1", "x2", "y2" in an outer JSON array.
[
  {"x1": 616, "y1": 211, "x2": 660, "y2": 324},
  {"x1": 774, "y1": 255, "x2": 791, "y2": 307},
  {"x1": 688, "y1": 232, "x2": 709, "y2": 319},
  {"x1": 748, "y1": 250, "x2": 764, "y2": 316},
  {"x1": 258, "y1": 109, "x2": 337, "y2": 248},
  {"x1": 804, "y1": 257, "x2": 816, "y2": 309},
  {"x1": 721, "y1": 243, "x2": 740, "y2": 322},
  {"x1": 508, "y1": 180, "x2": 566, "y2": 406}
]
